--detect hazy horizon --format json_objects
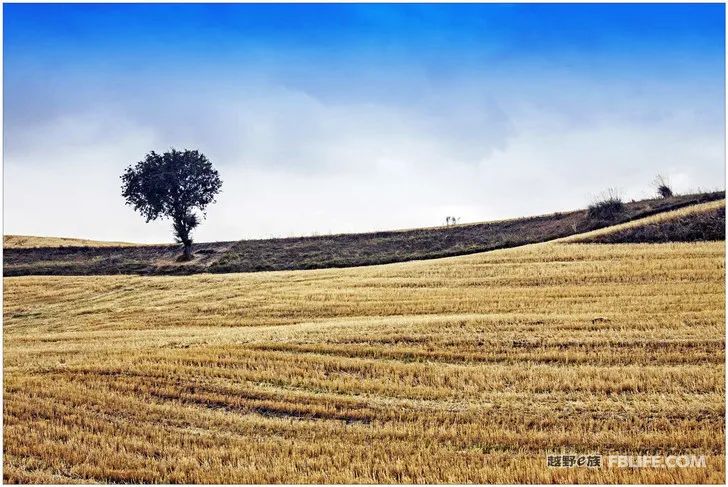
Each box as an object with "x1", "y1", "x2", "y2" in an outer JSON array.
[{"x1": 4, "y1": 3, "x2": 725, "y2": 243}]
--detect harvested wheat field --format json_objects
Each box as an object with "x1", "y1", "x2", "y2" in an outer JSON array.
[
  {"x1": 3, "y1": 235, "x2": 137, "y2": 249},
  {"x1": 3, "y1": 241, "x2": 725, "y2": 483}
]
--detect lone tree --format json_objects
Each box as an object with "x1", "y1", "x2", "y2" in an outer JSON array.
[{"x1": 121, "y1": 149, "x2": 222, "y2": 261}]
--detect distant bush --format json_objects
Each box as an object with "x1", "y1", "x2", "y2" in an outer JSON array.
[
  {"x1": 657, "y1": 185, "x2": 673, "y2": 199},
  {"x1": 654, "y1": 174, "x2": 674, "y2": 199},
  {"x1": 588, "y1": 190, "x2": 625, "y2": 221}
]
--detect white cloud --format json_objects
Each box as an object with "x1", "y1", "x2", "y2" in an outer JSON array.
[{"x1": 4, "y1": 77, "x2": 724, "y2": 243}]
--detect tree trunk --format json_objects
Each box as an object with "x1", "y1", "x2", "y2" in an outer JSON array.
[
  {"x1": 181, "y1": 242, "x2": 193, "y2": 262},
  {"x1": 173, "y1": 213, "x2": 196, "y2": 262}
]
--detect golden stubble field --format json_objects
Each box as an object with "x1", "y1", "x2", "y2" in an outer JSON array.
[{"x1": 3, "y1": 241, "x2": 725, "y2": 483}]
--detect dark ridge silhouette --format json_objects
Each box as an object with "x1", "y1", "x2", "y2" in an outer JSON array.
[{"x1": 4, "y1": 191, "x2": 724, "y2": 277}]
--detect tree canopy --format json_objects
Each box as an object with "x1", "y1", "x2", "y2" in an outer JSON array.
[{"x1": 121, "y1": 149, "x2": 222, "y2": 260}]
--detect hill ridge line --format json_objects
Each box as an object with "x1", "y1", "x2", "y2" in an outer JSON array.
[{"x1": 3, "y1": 191, "x2": 724, "y2": 277}]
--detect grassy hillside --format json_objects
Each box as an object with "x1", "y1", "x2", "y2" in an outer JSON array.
[
  {"x1": 4, "y1": 235, "x2": 136, "y2": 248},
  {"x1": 4, "y1": 191, "x2": 723, "y2": 276},
  {"x1": 562, "y1": 199, "x2": 725, "y2": 244},
  {"x1": 4, "y1": 241, "x2": 724, "y2": 483}
]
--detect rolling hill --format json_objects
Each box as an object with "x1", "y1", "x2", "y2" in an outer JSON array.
[
  {"x1": 3, "y1": 235, "x2": 136, "y2": 248},
  {"x1": 4, "y1": 190, "x2": 725, "y2": 483},
  {"x1": 562, "y1": 198, "x2": 725, "y2": 244},
  {"x1": 4, "y1": 231, "x2": 724, "y2": 483},
  {"x1": 3, "y1": 191, "x2": 724, "y2": 276}
]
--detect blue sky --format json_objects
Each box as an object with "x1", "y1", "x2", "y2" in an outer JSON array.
[{"x1": 4, "y1": 3, "x2": 725, "y2": 242}]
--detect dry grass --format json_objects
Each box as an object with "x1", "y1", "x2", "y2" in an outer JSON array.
[
  {"x1": 4, "y1": 235, "x2": 137, "y2": 248},
  {"x1": 3, "y1": 241, "x2": 725, "y2": 483},
  {"x1": 559, "y1": 199, "x2": 725, "y2": 243}
]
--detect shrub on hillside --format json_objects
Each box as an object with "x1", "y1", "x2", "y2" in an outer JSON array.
[
  {"x1": 588, "y1": 190, "x2": 625, "y2": 221},
  {"x1": 654, "y1": 174, "x2": 674, "y2": 199},
  {"x1": 657, "y1": 185, "x2": 674, "y2": 199}
]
